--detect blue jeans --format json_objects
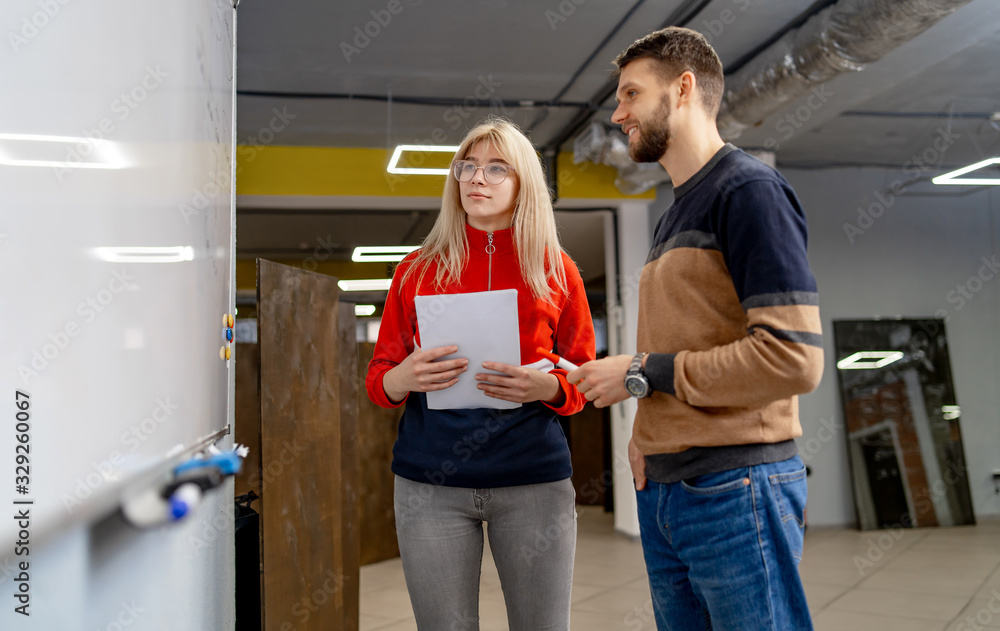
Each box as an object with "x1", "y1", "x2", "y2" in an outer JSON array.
[
  {"x1": 394, "y1": 475, "x2": 576, "y2": 631},
  {"x1": 636, "y1": 455, "x2": 812, "y2": 630}
]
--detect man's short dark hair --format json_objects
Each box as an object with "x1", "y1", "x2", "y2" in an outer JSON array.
[{"x1": 613, "y1": 27, "x2": 724, "y2": 116}]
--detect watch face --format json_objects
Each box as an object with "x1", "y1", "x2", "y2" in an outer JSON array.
[{"x1": 625, "y1": 377, "x2": 647, "y2": 397}]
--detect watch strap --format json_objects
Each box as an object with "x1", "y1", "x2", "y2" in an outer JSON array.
[{"x1": 628, "y1": 352, "x2": 647, "y2": 375}]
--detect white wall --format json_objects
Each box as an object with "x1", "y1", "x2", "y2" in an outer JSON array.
[
  {"x1": 610, "y1": 202, "x2": 652, "y2": 537},
  {"x1": 783, "y1": 168, "x2": 1000, "y2": 526},
  {"x1": 620, "y1": 170, "x2": 999, "y2": 529}
]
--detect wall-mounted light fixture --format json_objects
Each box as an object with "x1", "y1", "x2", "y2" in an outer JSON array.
[{"x1": 355, "y1": 305, "x2": 377, "y2": 317}]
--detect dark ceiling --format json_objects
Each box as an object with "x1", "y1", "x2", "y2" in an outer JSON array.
[{"x1": 233, "y1": 0, "x2": 1000, "y2": 284}]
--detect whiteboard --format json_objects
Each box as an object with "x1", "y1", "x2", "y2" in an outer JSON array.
[{"x1": 0, "y1": 0, "x2": 236, "y2": 605}]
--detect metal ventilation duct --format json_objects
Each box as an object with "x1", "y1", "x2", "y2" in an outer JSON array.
[
  {"x1": 572, "y1": 121, "x2": 672, "y2": 195},
  {"x1": 717, "y1": 0, "x2": 974, "y2": 140}
]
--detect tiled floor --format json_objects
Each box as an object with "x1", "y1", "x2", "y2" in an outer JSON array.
[{"x1": 359, "y1": 506, "x2": 1000, "y2": 630}]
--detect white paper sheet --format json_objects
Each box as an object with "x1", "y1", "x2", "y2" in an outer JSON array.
[{"x1": 414, "y1": 289, "x2": 521, "y2": 410}]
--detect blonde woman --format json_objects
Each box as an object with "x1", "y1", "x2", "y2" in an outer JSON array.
[{"x1": 366, "y1": 116, "x2": 595, "y2": 630}]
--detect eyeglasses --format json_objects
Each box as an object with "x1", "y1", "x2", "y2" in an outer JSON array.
[{"x1": 452, "y1": 160, "x2": 515, "y2": 185}]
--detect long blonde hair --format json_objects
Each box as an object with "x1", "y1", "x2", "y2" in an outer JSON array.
[{"x1": 401, "y1": 116, "x2": 567, "y2": 300}]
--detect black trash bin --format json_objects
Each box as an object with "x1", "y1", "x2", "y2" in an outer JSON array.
[{"x1": 235, "y1": 491, "x2": 261, "y2": 631}]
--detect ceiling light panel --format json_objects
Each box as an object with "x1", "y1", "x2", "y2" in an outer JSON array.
[
  {"x1": 338, "y1": 278, "x2": 392, "y2": 292},
  {"x1": 837, "y1": 351, "x2": 904, "y2": 370},
  {"x1": 386, "y1": 144, "x2": 457, "y2": 175},
  {"x1": 352, "y1": 246, "x2": 419, "y2": 262},
  {"x1": 932, "y1": 157, "x2": 1000, "y2": 185}
]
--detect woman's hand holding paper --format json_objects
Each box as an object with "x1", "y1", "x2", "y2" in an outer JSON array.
[
  {"x1": 382, "y1": 345, "x2": 468, "y2": 403},
  {"x1": 476, "y1": 361, "x2": 564, "y2": 406}
]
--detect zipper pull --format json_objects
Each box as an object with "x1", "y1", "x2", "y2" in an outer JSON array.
[{"x1": 486, "y1": 232, "x2": 494, "y2": 291}]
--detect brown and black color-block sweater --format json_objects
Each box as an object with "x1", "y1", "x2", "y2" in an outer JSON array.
[{"x1": 636, "y1": 144, "x2": 824, "y2": 483}]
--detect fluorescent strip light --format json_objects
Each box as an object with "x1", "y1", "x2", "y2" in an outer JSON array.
[
  {"x1": 0, "y1": 133, "x2": 127, "y2": 170},
  {"x1": 941, "y1": 405, "x2": 961, "y2": 420},
  {"x1": 386, "y1": 144, "x2": 458, "y2": 175},
  {"x1": 355, "y1": 305, "x2": 377, "y2": 317},
  {"x1": 837, "y1": 351, "x2": 904, "y2": 370},
  {"x1": 338, "y1": 278, "x2": 392, "y2": 292},
  {"x1": 352, "y1": 246, "x2": 419, "y2": 262},
  {"x1": 932, "y1": 157, "x2": 1000, "y2": 185},
  {"x1": 94, "y1": 246, "x2": 195, "y2": 263}
]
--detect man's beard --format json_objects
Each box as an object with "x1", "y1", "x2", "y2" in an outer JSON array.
[{"x1": 630, "y1": 97, "x2": 671, "y2": 163}]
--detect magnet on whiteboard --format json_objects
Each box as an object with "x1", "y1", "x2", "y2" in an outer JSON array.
[
  {"x1": 122, "y1": 482, "x2": 202, "y2": 528},
  {"x1": 168, "y1": 483, "x2": 203, "y2": 520}
]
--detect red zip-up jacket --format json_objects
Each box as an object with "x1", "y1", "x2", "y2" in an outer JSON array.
[{"x1": 366, "y1": 223, "x2": 596, "y2": 488}]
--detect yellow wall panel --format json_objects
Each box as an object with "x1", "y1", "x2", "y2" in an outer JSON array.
[{"x1": 235, "y1": 146, "x2": 654, "y2": 200}]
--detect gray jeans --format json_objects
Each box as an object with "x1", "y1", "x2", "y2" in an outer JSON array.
[{"x1": 393, "y1": 475, "x2": 577, "y2": 631}]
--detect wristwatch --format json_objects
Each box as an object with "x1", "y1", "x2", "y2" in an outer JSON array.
[{"x1": 624, "y1": 352, "x2": 651, "y2": 398}]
